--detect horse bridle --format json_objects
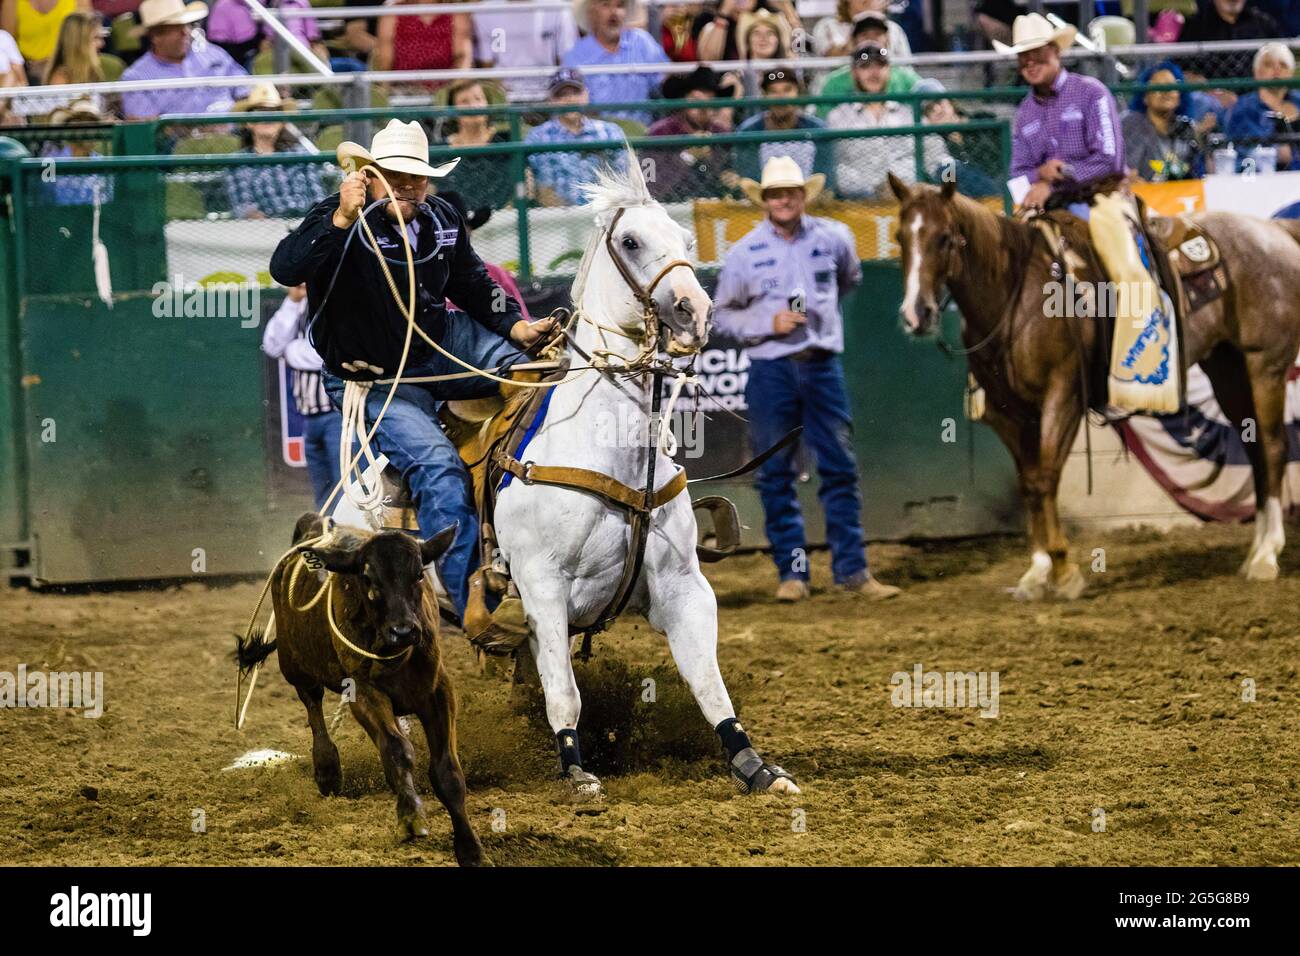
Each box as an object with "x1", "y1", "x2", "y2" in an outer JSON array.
[{"x1": 602, "y1": 206, "x2": 701, "y2": 355}]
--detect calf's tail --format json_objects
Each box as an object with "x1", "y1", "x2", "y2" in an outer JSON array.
[{"x1": 233, "y1": 624, "x2": 278, "y2": 671}]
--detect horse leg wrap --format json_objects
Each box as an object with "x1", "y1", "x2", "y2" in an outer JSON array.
[
  {"x1": 556, "y1": 729, "x2": 583, "y2": 773},
  {"x1": 715, "y1": 717, "x2": 753, "y2": 762}
]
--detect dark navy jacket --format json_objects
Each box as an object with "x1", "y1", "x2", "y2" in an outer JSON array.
[{"x1": 270, "y1": 193, "x2": 521, "y2": 381}]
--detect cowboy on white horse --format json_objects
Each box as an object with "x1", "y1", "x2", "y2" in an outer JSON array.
[{"x1": 269, "y1": 120, "x2": 557, "y2": 626}]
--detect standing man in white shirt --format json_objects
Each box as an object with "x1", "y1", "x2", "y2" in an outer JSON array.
[
  {"x1": 713, "y1": 156, "x2": 901, "y2": 603},
  {"x1": 261, "y1": 283, "x2": 342, "y2": 509}
]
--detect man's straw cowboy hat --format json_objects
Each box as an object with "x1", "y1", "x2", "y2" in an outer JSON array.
[
  {"x1": 573, "y1": 0, "x2": 643, "y2": 34},
  {"x1": 233, "y1": 83, "x2": 295, "y2": 113},
  {"x1": 337, "y1": 119, "x2": 459, "y2": 179},
  {"x1": 132, "y1": 0, "x2": 208, "y2": 37},
  {"x1": 739, "y1": 155, "x2": 825, "y2": 206},
  {"x1": 992, "y1": 13, "x2": 1077, "y2": 56}
]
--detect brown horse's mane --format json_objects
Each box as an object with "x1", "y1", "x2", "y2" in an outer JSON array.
[{"x1": 948, "y1": 192, "x2": 1041, "y2": 278}]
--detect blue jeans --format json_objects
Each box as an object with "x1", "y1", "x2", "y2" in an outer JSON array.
[
  {"x1": 746, "y1": 353, "x2": 867, "y2": 583},
  {"x1": 322, "y1": 313, "x2": 525, "y2": 617},
  {"x1": 302, "y1": 409, "x2": 343, "y2": 510}
]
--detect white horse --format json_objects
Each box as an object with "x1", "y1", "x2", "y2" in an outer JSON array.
[
  {"x1": 492, "y1": 165, "x2": 798, "y2": 797},
  {"x1": 336, "y1": 162, "x2": 798, "y2": 798}
]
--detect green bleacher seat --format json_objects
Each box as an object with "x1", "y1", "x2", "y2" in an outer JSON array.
[
  {"x1": 173, "y1": 134, "x2": 242, "y2": 156},
  {"x1": 314, "y1": 125, "x2": 344, "y2": 152},
  {"x1": 609, "y1": 117, "x2": 647, "y2": 140},
  {"x1": 166, "y1": 181, "x2": 205, "y2": 219}
]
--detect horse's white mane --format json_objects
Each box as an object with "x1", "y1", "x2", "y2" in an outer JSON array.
[
  {"x1": 579, "y1": 152, "x2": 654, "y2": 214},
  {"x1": 571, "y1": 151, "x2": 658, "y2": 305}
]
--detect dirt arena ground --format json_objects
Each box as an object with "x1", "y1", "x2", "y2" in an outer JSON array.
[{"x1": 2, "y1": 523, "x2": 1298, "y2": 867}]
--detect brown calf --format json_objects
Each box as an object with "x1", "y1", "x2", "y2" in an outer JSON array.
[{"x1": 238, "y1": 514, "x2": 485, "y2": 866}]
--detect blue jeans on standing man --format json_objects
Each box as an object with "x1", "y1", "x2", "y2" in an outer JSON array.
[
  {"x1": 302, "y1": 409, "x2": 343, "y2": 510},
  {"x1": 322, "y1": 312, "x2": 525, "y2": 618},
  {"x1": 746, "y1": 352, "x2": 867, "y2": 584}
]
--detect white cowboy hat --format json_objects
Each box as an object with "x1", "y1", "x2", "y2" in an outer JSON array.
[
  {"x1": 233, "y1": 83, "x2": 294, "y2": 112},
  {"x1": 572, "y1": 0, "x2": 642, "y2": 35},
  {"x1": 992, "y1": 13, "x2": 1077, "y2": 56},
  {"x1": 336, "y1": 119, "x2": 459, "y2": 179},
  {"x1": 739, "y1": 155, "x2": 825, "y2": 206},
  {"x1": 132, "y1": 0, "x2": 208, "y2": 36}
]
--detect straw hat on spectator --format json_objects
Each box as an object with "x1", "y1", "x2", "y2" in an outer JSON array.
[
  {"x1": 132, "y1": 0, "x2": 209, "y2": 37},
  {"x1": 233, "y1": 83, "x2": 294, "y2": 113},
  {"x1": 739, "y1": 155, "x2": 825, "y2": 206},
  {"x1": 573, "y1": 0, "x2": 642, "y2": 34},
  {"x1": 49, "y1": 97, "x2": 104, "y2": 125},
  {"x1": 737, "y1": 8, "x2": 792, "y2": 60},
  {"x1": 337, "y1": 119, "x2": 459, "y2": 178},
  {"x1": 991, "y1": 13, "x2": 1076, "y2": 55}
]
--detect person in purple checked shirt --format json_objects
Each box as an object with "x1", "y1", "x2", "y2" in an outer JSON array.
[
  {"x1": 120, "y1": 0, "x2": 248, "y2": 120},
  {"x1": 996, "y1": 13, "x2": 1124, "y2": 215}
]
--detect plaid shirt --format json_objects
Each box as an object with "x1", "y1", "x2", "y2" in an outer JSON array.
[
  {"x1": 224, "y1": 148, "x2": 327, "y2": 218},
  {"x1": 1011, "y1": 69, "x2": 1124, "y2": 190},
  {"x1": 524, "y1": 117, "x2": 627, "y2": 205}
]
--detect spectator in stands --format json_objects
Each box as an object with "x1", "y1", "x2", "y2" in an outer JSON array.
[
  {"x1": 223, "y1": 83, "x2": 325, "y2": 219},
  {"x1": 1181, "y1": 0, "x2": 1282, "y2": 79},
  {"x1": 693, "y1": 0, "x2": 798, "y2": 62},
  {"x1": 472, "y1": 0, "x2": 577, "y2": 102},
  {"x1": 713, "y1": 154, "x2": 900, "y2": 603},
  {"x1": 562, "y1": 0, "x2": 667, "y2": 125},
  {"x1": 437, "y1": 189, "x2": 531, "y2": 320},
  {"x1": 815, "y1": 11, "x2": 918, "y2": 118},
  {"x1": 39, "y1": 98, "x2": 114, "y2": 203},
  {"x1": 342, "y1": 0, "x2": 378, "y2": 62},
  {"x1": 735, "y1": 66, "x2": 834, "y2": 190},
  {"x1": 524, "y1": 68, "x2": 628, "y2": 207},
  {"x1": 430, "y1": 78, "x2": 513, "y2": 210},
  {"x1": 1257, "y1": 0, "x2": 1300, "y2": 37},
  {"x1": 1124, "y1": 61, "x2": 1204, "y2": 181},
  {"x1": 826, "y1": 42, "x2": 949, "y2": 199},
  {"x1": 645, "y1": 65, "x2": 738, "y2": 199},
  {"x1": 0, "y1": 27, "x2": 23, "y2": 127},
  {"x1": 46, "y1": 10, "x2": 116, "y2": 92},
  {"x1": 659, "y1": 2, "x2": 703, "y2": 61},
  {"x1": 261, "y1": 282, "x2": 341, "y2": 510},
  {"x1": 812, "y1": 0, "x2": 911, "y2": 58},
  {"x1": 916, "y1": 78, "x2": 1002, "y2": 197},
  {"x1": 121, "y1": 0, "x2": 248, "y2": 120},
  {"x1": 206, "y1": 0, "x2": 333, "y2": 71},
  {"x1": 372, "y1": 0, "x2": 471, "y2": 74},
  {"x1": 1227, "y1": 41, "x2": 1300, "y2": 170},
  {"x1": 1000, "y1": 13, "x2": 1124, "y2": 212},
  {"x1": 735, "y1": 7, "x2": 792, "y2": 97},
  {"x1": 1, "y1": 0, "x2": 91, "y2": 83},
  {"x1": 974, "y1": 1, "x2": 1080, "y2": 49}
]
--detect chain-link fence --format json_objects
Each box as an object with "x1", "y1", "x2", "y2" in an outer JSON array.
[{"x1": 7, "y1": 110, "x2": 1011, "y2": 303}]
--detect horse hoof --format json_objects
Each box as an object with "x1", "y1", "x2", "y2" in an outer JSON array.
[
  {"x1": 315, "y1": 771, "x2": 342, "y2": 797},
  {"x1": 1012, "y1": 582, "x2": 1046, "y2": 601},
  {"x1": 564, "y1": 766, "x2": 603, "y2": 800},
  {"x1": 1052, "y1": 565, "x2": 1086, "y2": 600},
  {"x1": 455, "y1": 839, "x2": 490, "y2": 867},
  {"x1": 730, "y1": 748, "x2": 800, "y2": 795},
  {"x1": 399, "y1": 813, "x2": 430, "y2": 841},
  {"x1": 1245, "y1": 554, "x2": 1279, "y2": 581}
]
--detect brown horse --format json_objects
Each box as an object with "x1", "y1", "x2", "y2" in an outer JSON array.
[
  {"x1": 888, "y1": 172, "x2": 1300, "y2": 597},
  {"x1": 237, "y1": 514, "x2": 486, "y2": 865}
]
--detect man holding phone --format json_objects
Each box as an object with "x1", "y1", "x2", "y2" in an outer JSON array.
[{"x1": 713, "y1": 156, "x2": 900, "y2": 603}]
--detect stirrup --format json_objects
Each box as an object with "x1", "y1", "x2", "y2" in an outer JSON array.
[
  {"x1": 729, "y1": 747, "x2": 797, "y2": 795},
  {"x1": 465, "y1": 595, "x2": 530, "y2": 655}
]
